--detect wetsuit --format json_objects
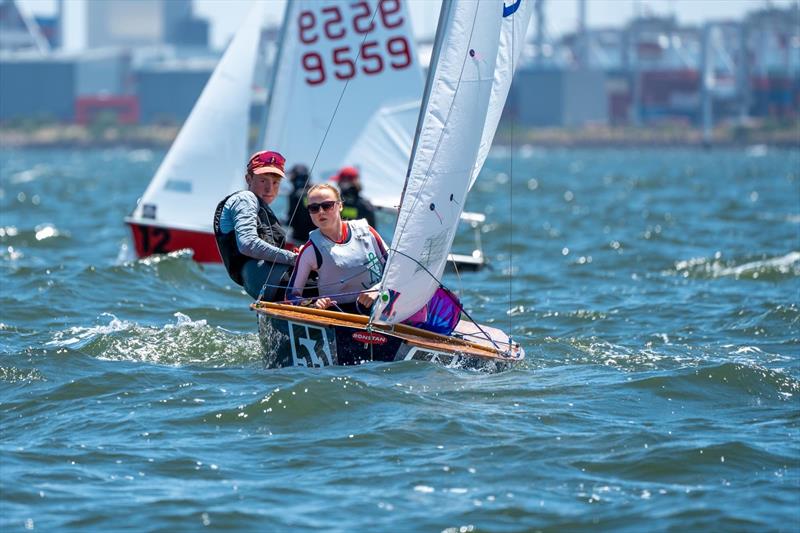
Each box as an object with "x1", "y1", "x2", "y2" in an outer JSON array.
[{"x1": 213, "y1": 191, "x2": 296, "y2": 300}]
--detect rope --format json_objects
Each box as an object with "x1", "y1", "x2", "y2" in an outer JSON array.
[
  {"x1": 258, "y1": 243, "x2": 505, "y2": 353},
  {"x1": 382, "y1": 248, "x2": 504, "y2": 352},
  {"x1": 507, "y1": 11, "x2": 516, "y2": 344}
]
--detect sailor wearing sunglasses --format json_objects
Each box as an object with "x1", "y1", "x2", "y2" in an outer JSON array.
[
  {"x1": 288, "y1": 183, "x2": 388, "y2": 313},
  {"x1": 213, "y1": 150, "x2": 298, "y2": 300}
]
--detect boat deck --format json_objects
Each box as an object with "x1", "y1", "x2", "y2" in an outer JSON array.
[{"x1": 252, "y1": 302, "x2": 523, "y2": 362}]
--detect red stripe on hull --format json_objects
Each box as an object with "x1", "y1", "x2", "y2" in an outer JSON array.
[{"x1": 127, "y1": 222, "x2": 222, "y2": 263}]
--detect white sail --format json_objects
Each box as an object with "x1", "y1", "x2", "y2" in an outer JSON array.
[
  {"x1": 129, "y1": 3, "x2": 265, "y2": 232},
  {"x1": 342, "y1": 100, "x2": 419, "y2": 209},
  {"x1": 262, "y1": 0, "x2": 424, "y2": 181},
  {"x1": 373, "y1": 0, "x2": 533, "y2": 324},
  {"x1": 471, "y1": 0, "x2": 534, "y2": 187}
]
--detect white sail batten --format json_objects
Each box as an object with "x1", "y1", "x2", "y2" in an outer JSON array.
[
  {"x1": 262, "y1": 0, "x2": 423, "y2": 183},
  {"x1": 129, "y1": 4, "x2": 265, "y2": 232},
  {"x1": 471, "y1": 0, "x2": 534, "y2": 188},
  {"x1": 374, "y1": 0, "x2": 511, "y2": 324}
]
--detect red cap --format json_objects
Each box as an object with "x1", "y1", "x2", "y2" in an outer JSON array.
[
  {"x1": 331, "y1": 166, "x2": 359, "y2": 182},
  {"x1": 247, "y1": 150, "x2": 285, "y2": 177}
]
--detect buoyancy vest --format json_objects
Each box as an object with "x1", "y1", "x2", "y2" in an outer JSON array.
[
  {"x1": 213, "y1": 192, "x2": 287, "y2": 286},
  {"x1": 308, "y1": 219, "x2": 384, "y2": 303}
]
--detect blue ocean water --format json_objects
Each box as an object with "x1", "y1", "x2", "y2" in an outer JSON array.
[{"x1": 1, "y1": 146, "x2": 798, "y2": 531}]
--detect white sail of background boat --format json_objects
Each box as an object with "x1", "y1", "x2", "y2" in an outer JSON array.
[
  {"x1": 263, "y1": 0, "x2": 423, "y2": 191},
  {"x1": 126, "y1": 0, "x2": 425, "y2": 262},
  {"x1": 125, "y1": 2, "x2": 266, "y2": 261},
  {"x1": 254, "y1": 0, "x2": 533, "y2": 369}
]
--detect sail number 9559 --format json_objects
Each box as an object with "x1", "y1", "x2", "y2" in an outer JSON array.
[{"x1": 298, "y1": 0, "x2": 412, "y2": 86}]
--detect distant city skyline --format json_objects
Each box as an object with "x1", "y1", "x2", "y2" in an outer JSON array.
[{"x1": 19, "y1": 0, "x2": 799, "y2": 52}]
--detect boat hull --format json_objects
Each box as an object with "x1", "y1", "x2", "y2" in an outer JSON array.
[
  {"x1": 127, "y1": 220, "x2": 222, "y2": 263},
  {"x1": 253, "y1": 302, "x2": 523, "y2": 371}
]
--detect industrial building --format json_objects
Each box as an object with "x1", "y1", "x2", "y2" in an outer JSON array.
[
  {"x1": 135, "y1": 59, "x2": 213, "y2": 124},
  {"x1": 0, "y1": 49, "x2": 132, "y2": 123},
  {"x1": 86, "y1": 0, "x2": 208, "y2": 50},
  {"x1": 0, "y1": 0, "x2": 797, "y2": 131},
  {"x1": 507, "y1": 68, "x2": 608, "y2": 127},
  {"x1": 545, "y1": 1, "x2": 800, "y2": 127}
]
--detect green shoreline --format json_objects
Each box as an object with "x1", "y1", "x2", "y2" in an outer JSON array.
[{"x1": 1, "y1": 123, "x2": 798, "y2": 149}]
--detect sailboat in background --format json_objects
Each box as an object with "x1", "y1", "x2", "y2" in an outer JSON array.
[
  {"x1": 254, "y1": 0, "x2": 533, "y2": 369},
  {"x1": 126, "y1": 1, "x2": 266, "y2": 262},
  {"x1": 126, "y1": 0, "x2": 487, "y2": 270}
]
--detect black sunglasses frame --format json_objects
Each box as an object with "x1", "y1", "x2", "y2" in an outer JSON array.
[{"x1": 307, "y1": 200, "x2": 339, "y2": 213}]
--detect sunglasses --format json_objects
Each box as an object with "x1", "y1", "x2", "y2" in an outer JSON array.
[
  {"x1": 307, "y1": 200, "x2": 339, "y2": 213},
  {"x1": 250, "y1": 151, "x2": 285, "y2": 167}
]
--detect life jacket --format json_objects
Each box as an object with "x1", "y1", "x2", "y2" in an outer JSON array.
[
  {"x1": 307, "y1": 219, "x2": 384, "y2": 303},
  {"x1": 213, "y1": 192, "x2": 287, "y2": 286}
]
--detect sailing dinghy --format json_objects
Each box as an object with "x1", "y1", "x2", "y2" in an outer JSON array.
[
  {"x1": 125, "y1": 0, "x2": 487, "y2": 270},
  {"x1": 254, "y1": 0, "x2": 533, "y2": 369}
]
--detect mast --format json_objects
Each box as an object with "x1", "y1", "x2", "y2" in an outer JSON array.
[{"x1": 256, "y1": 3, "x2": 292, "y2": 151}]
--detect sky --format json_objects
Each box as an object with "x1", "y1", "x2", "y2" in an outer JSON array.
[{"x1": 18, "y1": 0, "x2": 799, "y2": 52}]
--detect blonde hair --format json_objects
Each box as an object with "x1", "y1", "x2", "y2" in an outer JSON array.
[{"x1": 307, "y1": 183, "x2": 341, "y2": 201}]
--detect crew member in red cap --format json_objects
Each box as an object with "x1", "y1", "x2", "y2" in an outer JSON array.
[
  {"x1": 331, "y1": 166, "x2": 376, "y2": 228},
  {"x1": 213, "y1": 150, "x2": 297, "y2": 300}
]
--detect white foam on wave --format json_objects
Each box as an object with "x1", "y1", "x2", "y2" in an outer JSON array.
[
  {"x1": 168, "y1": 312, "x2": 207, "y2": 329},
  {"x1": 137, "y1": 249, "x2": 194, "y2": 266},
  {"x1": 745, "y1": 144, "x2": 768, "y2": 157},
  {"x1": 9, "y1": 164, "x2": 49, "y2": 184},
  {"x1": 48, "y1": 312, "x2": 207, "y2": 348},
  {"x1": 47, "y1": 313, "x2": 131, "y2": 347},
  {"x1": 34, "y1": 224, "x2": 62, "y2": 241},
  {"x1": 47, "y1": 312, "x2": 258, "y2": 367},
  {"x1": 716, "y1": 252, "x2": 800, "y2": 277},
  {"x1": 673, "y1": 251, "x2": 800, "y2": 279},
  {"x1": 0, "y1": 226, "x2": 19, "y2": 238},
  {"x1": 2, "y1": 246, "x2": 23, "y2": 261},
  {"x1": 127, "y1": 149, "x2": 154, "y2": 162},
  {"x1": 115, "y1": 241, "x2": 136, "y2": 265}
]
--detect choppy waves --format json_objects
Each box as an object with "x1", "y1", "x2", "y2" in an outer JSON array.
[{"x1": 2, "y1": 147, "x2": 799, "y2": 531}]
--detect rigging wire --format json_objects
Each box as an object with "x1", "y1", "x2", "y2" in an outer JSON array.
[
  {"x1": 259, "y1": 4, "x2": 383, "y2": 300},
  {"x1": 507, "y1": 10, "x2": 516, "y2": 343},
  {"x1": 386, "y1": 248, "x2": 503, "y2": 352}
]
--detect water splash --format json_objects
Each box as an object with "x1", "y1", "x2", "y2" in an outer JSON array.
[{"x1": 47, "y1": 312, "x2": 261, "y2": 367}]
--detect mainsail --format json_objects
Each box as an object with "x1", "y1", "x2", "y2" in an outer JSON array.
[{"x1": 373, "y1": 0, "x2": 533, "y2": 324}]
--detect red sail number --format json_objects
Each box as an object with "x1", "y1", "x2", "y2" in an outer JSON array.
[{"x1": 298, "y1": 0, "x2": 412, "y2": 86}]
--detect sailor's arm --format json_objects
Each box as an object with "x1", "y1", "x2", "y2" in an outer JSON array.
[
  {"x1": 287, "y1": 242, "x2": 316, "y2": 303},
  {"x1": 230, "y1": 193, "x2": 296, "y2": 265}
]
